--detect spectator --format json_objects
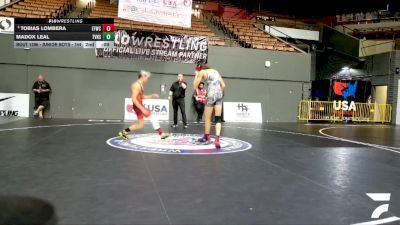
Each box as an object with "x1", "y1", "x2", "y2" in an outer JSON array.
[
  {"x1": 193, "y1": 82, "x2": 207, "y2": 123},
  {"x1": 367, "y1": 95, "x2": 372, "y2": 104},
  {"x1": 366, "y1": 12, "x2": 371, "y2": 22},
  {"x1": 169, "y1": 74, "x2": 188, "y2": 128},
  {"x1": 372, "y1": 11, "x2": 378, "y2": 21},
  {"x1": 347, "y1": 14, "x2": 352, "y2": 21},
  {"x1": 355, "y1": 13, "x2": 360, "y2": 22},
  {"x1": 341, "y1": 14, "x2": 347, "y2": 22},
  {"x1": 32, "y1": 74, "x2": 51, "y2": 119}
]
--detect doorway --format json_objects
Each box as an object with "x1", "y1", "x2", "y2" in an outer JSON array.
[{"x1": 372, "y1": 85, "x2": 387, "y2": 103}]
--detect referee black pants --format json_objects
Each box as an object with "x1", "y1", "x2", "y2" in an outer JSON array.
[{"x1": 172, "y1": 98, "x2": 187, "y2": 125}]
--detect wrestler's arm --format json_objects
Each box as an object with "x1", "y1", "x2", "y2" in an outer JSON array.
[
  {"x1": 143, "y1": 93, "x2": 159, "y2": 99},
  {"x1": 131, "y1": 83, "x2": 147, "y2": 112},
  {"x1": 219, "y1": 76, "x2": 226, "y2": 92},
  {"x1": 193, "y1": 70, "x2": 204, "y2": 90}
]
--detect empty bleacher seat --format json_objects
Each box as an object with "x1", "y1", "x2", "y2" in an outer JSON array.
[
  {"x1": 88, "y1": 0, "x2": 225, "y2": 46},
  {"x1": 214, "y1": 16, "x2": 296, "y2": 52},
  {"x1": 0, "y1": 0, "x2": 72, "y2": 18}
]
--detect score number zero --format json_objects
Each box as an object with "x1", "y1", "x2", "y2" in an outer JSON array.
[{"x1": 92, "y1": 24, "x2": 115, "y2": 41}]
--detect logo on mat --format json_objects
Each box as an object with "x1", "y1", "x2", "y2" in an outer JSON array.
[
  {"x1": 352, "y1": 193, "x2": 400, "y2": 225},
  {"x1": 107, "y1": 133, "x2": 252, "y2": 154}
]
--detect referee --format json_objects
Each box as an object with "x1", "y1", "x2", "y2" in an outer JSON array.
[{"x1": 169, "y1": 74, "x2": 188, "y2": 128}]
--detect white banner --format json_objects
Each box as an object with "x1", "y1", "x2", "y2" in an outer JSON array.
[
  {"x1": 118, "y1": 0, "x2": 192, "y2": 28},
  {"x1": 223, "y1": 102, "x2": 263, "y2": 123},
  {"x1": 0, "y1": 17, "x2": 14, "y2": 34},
  {"x1": 125, "y1": 98, "x2": 169, "y2": 121},
  {"x1": 0, "y1": 93, "x2": 29, "y2": 117},
  {"x1": 96, "y1": 29, "x2": 208, "y2": 64}
]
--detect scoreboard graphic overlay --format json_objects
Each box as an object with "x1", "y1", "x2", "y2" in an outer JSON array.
[{"x1": 14, "y1": 18, "x2": 114, "y2": 48}]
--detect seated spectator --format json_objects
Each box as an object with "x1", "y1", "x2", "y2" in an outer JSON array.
[
  {"x1": 360, "y1": 12, "x2": 365, "y2": 20},
  {"x1": 341, "y1": 14, "x2": 347, "y2": 22},
  {"x1": 32, "y1": 74, "x2": 52, "y2": 119},
  {"x1": 193, "y1": 82, "x2": 206, "y2": 123}
]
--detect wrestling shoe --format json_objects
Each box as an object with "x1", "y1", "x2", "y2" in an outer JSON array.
[
  {"x1": 214, "y1": 136, "x2": 221, "y2": 149},
  {"x1": 197, "y1": 134, "x2": 211, "y2": 144},
  {"x1": 118, "y1": 131, "x2": 128, "y2": 140},
  {"x1": 160, "y1": 133, "x2": 170, "y2": 140}
]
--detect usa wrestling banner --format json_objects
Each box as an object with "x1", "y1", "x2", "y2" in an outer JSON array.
[
  {"x1": 118, "y1": 0, "x2": 192, "y2": 28},
  {"x1": 124, "y1": 98, "x2": 169, "y2": 121},
  {"x1": 95, "y1": 29, "x2": 208, "y2": 64}
]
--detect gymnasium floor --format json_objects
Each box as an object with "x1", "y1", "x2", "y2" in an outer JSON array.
[{"x1": 0, "y1": 118, "x2": 399, "y2": 225}]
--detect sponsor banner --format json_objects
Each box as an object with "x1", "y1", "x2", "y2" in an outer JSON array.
[
  {"x1": 0, "y1": 93, "x2": 29, "y2": 117},
  {"x1": 265, "y1": 25, "x2": 320, "y2": 41},
  {"x1": 118, "y1": 0, "x2": 192, "y2": 28},
  {"x1": 223, "y1": 102, "x2": 262, "y2": 123},
  {"x1": 96, "y1": 29, "x2": 208, "y2": 64},
  {"x1": 124, "y1": 98, "x2": 169, "y2": 121},
  {"x1": 256, "y1": 16, "x2": 276, "y2": 22},
  {"x1": 0, "y1": 17, "x2": 14, "y2": 34},
  {"x1": 332, "y1": 80, "x2": 371, "y2": 102},
  {"x1": 312, "y1": 79, "x2": 371, "y2": 102}
]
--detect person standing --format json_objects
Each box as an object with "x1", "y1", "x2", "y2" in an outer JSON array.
[
  {"x1": 193, "y1": 82, "x2": 207, "y2": 123},
  {"x1": 193, "y1": 64, "x2": 226, "y2": 149},
  {"x1": 169, "y1": 74, "x2": 188, "y2": 128},
  {"x1": 32, "y1": 74, "x2": 51, "y2": 119},
  {"x1": 118, "y1": 70, "x2": 170, "y2": 140}
]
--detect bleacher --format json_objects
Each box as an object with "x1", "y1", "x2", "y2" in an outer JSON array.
[
  {"x1": 0, "y1": 0, "x2": 299, "y2": 51},
  {"x1": 213, "y1": 16, "x2": 296, "y2": 52},
  {"x1": 0, "y1": 0, "x2": 72, "y2": 18},
  {"x1": 88, "y1": 0, "x2": 226, "y2": 46}
]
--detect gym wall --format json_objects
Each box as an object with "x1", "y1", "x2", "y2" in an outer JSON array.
[{"x1": 0, "y1": 33, "x2": 312, "y2": 122}]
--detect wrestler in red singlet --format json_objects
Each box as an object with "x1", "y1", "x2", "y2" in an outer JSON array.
[
  {"x1": 132, "y1": 80, "x2": 146, "y2": 120},
  {"x1": 118, "y1": 70, "x2": 170, "y2": 140}
]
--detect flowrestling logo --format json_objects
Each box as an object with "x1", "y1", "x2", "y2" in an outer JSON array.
[
  {"x1": 0, "y1": 96, "x2": 15, "y2": 102},
  {"x1": 0, "y1": 96, "x2": 18, "y2": 116},
  {"x1": 0, "y1": 93, "x2": 29, "y2": 117},
  {"x1": 106, "y1": 133, "x2": 252, "y2": 154}
]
